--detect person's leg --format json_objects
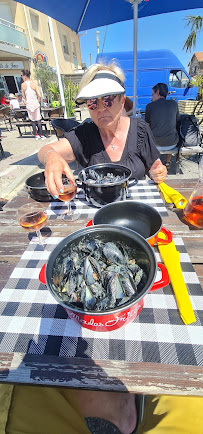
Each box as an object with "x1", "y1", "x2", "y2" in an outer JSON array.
[
  {"x1": 74, "y1": 390, "x2": 137, "y2": 434},
  {"x1": 5, "y1": 384, "x2": 91, "y2": 434},
  {"x1": 31, "y1": 120, "x2": 37, "y2": 136},
  {"x1": 165, "y1": 153, "x2": 172, "y2": 167},
  {"x1": 137, "y1": 394, "x2": 203, "y2": 434},
  {"x1": 36, "y1": 120, "x2": 43, "y2": 136}
]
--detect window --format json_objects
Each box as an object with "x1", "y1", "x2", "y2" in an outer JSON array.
[
  {"x1": 0, "y1": 76, "x2": 6, "y2": 96},
  {"x1": 72, "y1": 42, "x2": 77, "y2": 68},
  {"x1": 62, "y1": 35, "x2": 69, "y2": 55},
  {"x1": 15, "y1": 76, "x2": 22, "y2": 92},
  {"x1": 169, "y1": 70, "x2": 190, "y2": 88},
  {"x1": 30, "y1": 12, "x2": 39, "y2": 38},
  {"x1": 0, "y1": 3, "x2": 13, "y2": 22}
]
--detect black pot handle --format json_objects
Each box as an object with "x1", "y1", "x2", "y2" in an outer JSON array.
[
  {"x1": 128, "y1": 178, "x2": 138, "y2": 187},
  {"x1": 75, "y1": 179, "x2": 83, "y2": 188}
]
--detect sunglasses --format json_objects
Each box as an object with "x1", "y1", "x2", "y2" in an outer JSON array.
[{"x1": 87, "y1": 95, "x2": 117, "y2": 110}]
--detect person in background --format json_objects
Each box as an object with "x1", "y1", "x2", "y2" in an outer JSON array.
[
  {"x1": 16, "y1": 93, "x2": 24, "y2": 107},
  {"x1": 145, "y1": 83, "x2": 179, "y2": 168},
  {"x1": 38, "y1": 62, "x2": 167, "y2": 199},
  {"x1": 21, "y1": 69, "x2": 46, "y2": 140},
  {"x1": 9, "y1": 93, "x2": 20, "y2": 111},
  {"x1": 0, "y1": 92, "x2": 9, "y2": 106}
]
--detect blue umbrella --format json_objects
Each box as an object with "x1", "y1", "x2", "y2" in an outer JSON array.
[{"x1": 17, "y1": 0, "x2": 203, "y2": 115}]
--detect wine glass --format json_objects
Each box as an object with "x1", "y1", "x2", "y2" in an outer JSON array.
[
  {"x1": 58, "y1": 178, "x2": 80, "y2": 221},
  {"x1": 17, "y1": 203, "x2": 48, "y2": 245}
]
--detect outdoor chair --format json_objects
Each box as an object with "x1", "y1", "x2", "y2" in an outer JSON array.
[
  {"x1": 51, "y1": 118, "x2": 79, "y2": 140},
  {"x1": 48, "y1": 106, "x2": 65, "y2": 120},
  {"x1": 160, "y1": 143, "x2": 203, "y2": 175},
  {"x1": 0, "y1": 106, "x2": 12, "y2": 131},
  {"x1": 14, "y1": 109, "x2": 28, "y2": 122},
  {"x1": 43, "y1": 106, "x2": 65, "y2": 134}
]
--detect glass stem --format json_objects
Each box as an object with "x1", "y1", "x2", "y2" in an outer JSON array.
[
  {"x1": 66, "y1": 201, "x2": 72, "y2": 216},
  {"x1": 36, "y1": 229, "x2": 43, "y2": 246}
]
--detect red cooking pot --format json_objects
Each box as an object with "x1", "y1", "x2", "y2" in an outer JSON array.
[
  {"x1": 87, "y1": 201, "x2": 172, "y2": 246},
  {"x1": 39, "y1": 225, "x2": 169, "y2": 332}
]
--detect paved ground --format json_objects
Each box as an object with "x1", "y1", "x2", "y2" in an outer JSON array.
[{"x1": 0, "y1": 110, "x2": 200, "y2": 204}]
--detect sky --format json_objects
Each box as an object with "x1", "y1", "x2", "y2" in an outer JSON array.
[{"x1": 79, "y1": 8, "x2": 203, "y2": 72}]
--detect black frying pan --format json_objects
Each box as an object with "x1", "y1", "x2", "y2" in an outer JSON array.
[
  {"x1": 92, "y1": 201, "x2": 172, "y2": 246},
  {"x1": 25, "y1": 171, "x2": 53, "y2": 202}
]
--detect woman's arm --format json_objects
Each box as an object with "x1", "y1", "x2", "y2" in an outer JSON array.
[
  {"x1": 38, "y1": 138, "x2": 76, "y2": 198},
  {"x1": 21, "y1": 83, "x2": 26, "y2": 105},
  {"x1": 34, "y1": 83, "x2": 42, "y2": 103}
]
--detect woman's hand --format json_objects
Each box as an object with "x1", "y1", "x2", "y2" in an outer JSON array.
[
  {"x1": 149, "y1": 159, "x2": 167, "y2": 184},
  {"x1": 38, "y1": 137, "x2": 77, "y2": 198},
  {"x1": 44, "y1": 151, "x2": 75, "y2": 198}
]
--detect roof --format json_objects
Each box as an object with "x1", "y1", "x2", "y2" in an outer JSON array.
[{"x1": 195, "y1": 52, "x2": 203, "y2": 62}]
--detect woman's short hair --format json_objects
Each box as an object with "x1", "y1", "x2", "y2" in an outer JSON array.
[
  {"x1": 21, "y1": 69, "x2": 31, "y2": 78},
  {"x1": 152, "y1": 83, "x2": 168, "y2": 98}
]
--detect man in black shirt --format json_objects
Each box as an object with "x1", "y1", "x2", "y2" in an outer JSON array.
[{"x1": 145, "y1": 83, "x2": 179, "y2": 167}]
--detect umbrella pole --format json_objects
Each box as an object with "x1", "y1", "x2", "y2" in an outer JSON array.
[
  {"x1": 132, "y1": 0, "x2": 139, "y2": 118},
  {"x1": 48, "y1": 17, "x2": 67, "y2": 118}
]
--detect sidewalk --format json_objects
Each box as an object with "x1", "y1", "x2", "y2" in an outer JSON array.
[
  {"x1": 0, "y1": 108, "x2": 89, "y2": 202},
  {"x1": 0, "y1": 111, "x2": 199, "y2": 203}
]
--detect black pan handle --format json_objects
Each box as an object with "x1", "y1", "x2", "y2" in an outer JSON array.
[{"x1": 128, "y1": 178, "x2": 138, "y2": 187}]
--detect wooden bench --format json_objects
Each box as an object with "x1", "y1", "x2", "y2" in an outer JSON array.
[
  {"x1": 160, "y1": 145, "x2": 203, "y2": 174},
  {"x1": 16, "y1": 121, "x2": 48, "y2": 136}
]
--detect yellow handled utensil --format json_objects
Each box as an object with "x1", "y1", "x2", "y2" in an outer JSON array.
[
  {"x1": 158, "y1": 182, "x2": 188, "y2": 209},
  {"x1": 158, "y1": 241, "x2": 196, "y2": 325}
]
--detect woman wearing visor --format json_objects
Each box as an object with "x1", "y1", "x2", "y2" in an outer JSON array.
[{"x1": 38, "y1": 62, "x2": 167, "y2": 199}]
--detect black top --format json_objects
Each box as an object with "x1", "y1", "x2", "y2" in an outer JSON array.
[
  {"x1": 64, "y1": 118, "x2": 160, "y2": 180},
  {"x1": 145, "y1": 98, "x2": 179, "y2": 147}
]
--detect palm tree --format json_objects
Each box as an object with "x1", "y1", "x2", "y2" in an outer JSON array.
[{"x1": 183, "y1": 15, "x2": 203, "y2": 51}]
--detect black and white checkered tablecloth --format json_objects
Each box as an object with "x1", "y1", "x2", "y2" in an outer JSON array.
[
  {"x1": 0, "y1": 181, "x2": 202, "y2": 370},
  {"x1": 47, "y1": 179, "x2": 168, "y2": 220}
]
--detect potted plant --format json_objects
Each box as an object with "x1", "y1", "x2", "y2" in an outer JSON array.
[{"x1": 64, "y1": 79, "x2": 79, "y2": 118}]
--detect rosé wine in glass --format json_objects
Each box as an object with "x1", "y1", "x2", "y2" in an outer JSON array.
[
  {"x1": 17, "y1": 203, "x2": 47, "y2": 245},
  {"x1": 59, "y1": 178, "x2": 79, "y2": 221}
]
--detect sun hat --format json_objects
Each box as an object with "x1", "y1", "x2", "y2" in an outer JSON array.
[
  {"x1": 76, "y1": 70, "x2": 125, "y2": 104},
  {"x1": 9, "y1": 93, "x2": 17, "y2": 99}
]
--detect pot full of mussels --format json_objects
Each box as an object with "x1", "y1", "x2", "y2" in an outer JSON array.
[
  {"x1": 77, "y1": 163, "x2": 135, "y2": 207},
  {"x1": 39, "y1": 226, "x2": 169, "y2": 332}
]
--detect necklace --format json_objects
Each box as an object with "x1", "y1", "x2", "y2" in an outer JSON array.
[{"x1": 111, "y1": 144, "x2": 116, "y2": 150}]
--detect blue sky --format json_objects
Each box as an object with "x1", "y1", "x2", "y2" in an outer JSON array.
[{"x1": 79, "y1": 8, "x2": 203, "y2": 72}]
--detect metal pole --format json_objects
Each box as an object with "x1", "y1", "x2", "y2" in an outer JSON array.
[
  {"x1": 48, "y1": 16, "x2": 67, "y2": 118},
  {"x1": 132, "y1": 0, "x2": 138, "y2": 117},
  {"x1": 96, "y1": 31, "x2": 100, "y2": 54}
]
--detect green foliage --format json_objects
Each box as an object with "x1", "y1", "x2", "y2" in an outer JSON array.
[
  {"x1": 191, "y1": 74, "x2": 203, "y2": 97},
  {"x1": 35, "y1": 68, "x2": 79, "y2": 116},
  {"x1": 48, "y1": 82, "x2": 60, "y2": 102},
  {"x1": 64, "y1": 80, "x2": 79, "y2": 117},
  {"x1": 34, "y1": 63, "x2": 57, "y2": 101},
  {"x1": 183, "y1": 15, "x2": 203, "y2": 51}
]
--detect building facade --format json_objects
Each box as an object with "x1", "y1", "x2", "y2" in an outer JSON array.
[
  {"x1": 0, "y1": 0, "x2": 82, "y2": 97},
  {"x1": 188, "y1": 52, "x2": 203, "y2": 77}
]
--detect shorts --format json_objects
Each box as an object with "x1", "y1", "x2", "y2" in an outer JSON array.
[{"x1": 1, "y1": 384, "x2": 91, "y2": 434}]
